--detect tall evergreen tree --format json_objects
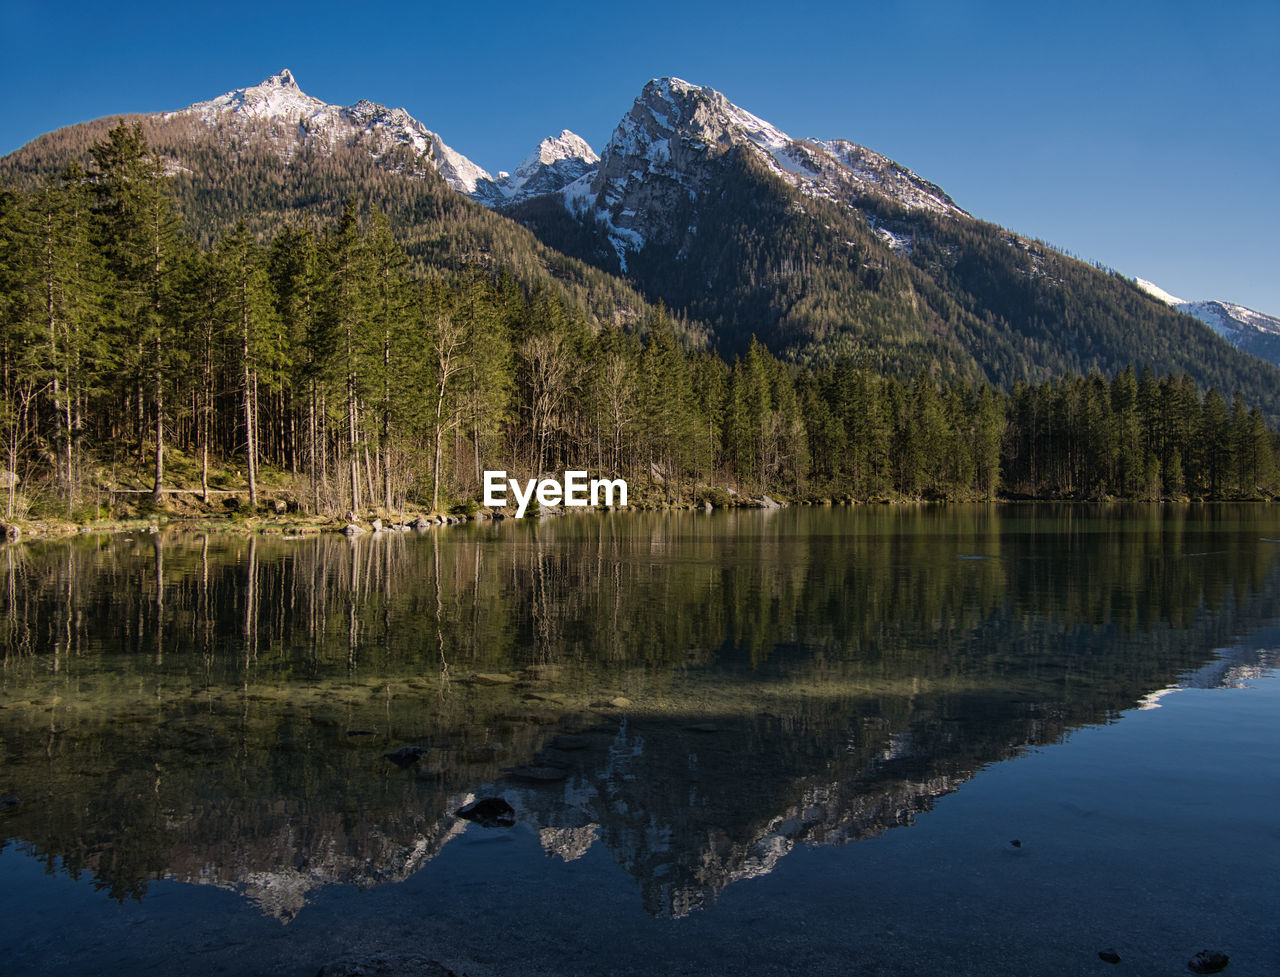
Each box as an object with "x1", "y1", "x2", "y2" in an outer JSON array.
[{"x1": 88, "y1": 123, "x2": 185, "y2": 501}]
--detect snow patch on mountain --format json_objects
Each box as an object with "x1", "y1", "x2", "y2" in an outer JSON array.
[
  {"x1": 169, "y1": 69, "x2": 492, "y2": 195},
  {"x1": 1134, "y1": 277, "x2": 1187, "y2": 306},
  {"x1": 1134, "y1": 278, "x2": 1280, "y2": 364},
  {"x1": 875, "y1": 226, "x2": 911, "y2": 253},
  {"x1": 813, "y1": 139, "x2": 962, "y2": 217},
  {"x1": 1180, "y1": 300, "x2": 1280, "y2": 343}
]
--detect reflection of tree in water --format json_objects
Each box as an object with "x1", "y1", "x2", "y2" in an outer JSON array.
[{"x1": 1, "y1": 505, "x2": 1279, "y2": 917}]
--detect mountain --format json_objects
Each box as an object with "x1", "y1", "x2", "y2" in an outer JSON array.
[
  {"x1": 0, "y1": 70, "x2": 683, "y2": 339},
  {"x1": 4, "y1": 69, "x2": 1279, "y2": 415},
  {"x1": 497, "y1": 77, "x2": 1280, "y2": 413},
  {"x1": 472, "y1": 129, "x2": 599, "y2": 207},
  {"x1": 1136, "y1": 278, "x2": 1280, "y2": 371},
  {"x1": 504, "y1": 77, "x2": 967, "y2": 269},
  {"x1": 169, "y1": 68, "x2": 493, "y2": 194}
]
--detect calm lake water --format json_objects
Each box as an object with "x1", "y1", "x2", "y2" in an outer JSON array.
[{"x1": 1, "y1": 506, "x2": 1278, "y2": 976}]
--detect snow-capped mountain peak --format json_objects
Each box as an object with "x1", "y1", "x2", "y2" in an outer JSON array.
[
  {"x1": 524, "y1": 75, "x2": 969, "y2": 266},
  {"x1": 168, "y1": 70, "x2": 492, "y2": 195},
  {"x1": 268, "y1": 68, "x2": 299, "y2": 90},
  {"x1": 178, "y1": 69, "x2": 328, "y2": 126},
  {"x1": 617, "y1": 77, "x2": 810, "y2": 178},
  {"x1": 522, "y1": 130, "x2": 599, "y2": 171},
  {"x1": 472, "y1": 130, "x2": 599, "y2": 206}
]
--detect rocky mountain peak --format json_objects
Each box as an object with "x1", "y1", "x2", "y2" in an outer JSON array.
[
  {"x1": 472, "y1": 129, "x2": 599, "y2": 207},
  {"x1": 166, "y1": 70, "x2": 492, "y2": 195},
  {"x1": 266, "y1": 68, "x2": 300, "y2": 90},
  {"x1": 533, "y1": 75, "x2": 971, "y2": 267},
  {"x1": 528, "y1": 130, "x2": 599, "y2": 169}
]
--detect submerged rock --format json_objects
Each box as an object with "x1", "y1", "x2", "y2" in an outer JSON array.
[
  {"x1": 1188, "y1": 950, "x2": 1230, "y2": 974},
  {"x1": 1098, "y1": 949, "x2": 1121, "y2": 964},
  {"x1": 382, "y1": 746, "x2": 426, "y2": 769},
  {"x1": 456, "y1": 797, "x2": 515, "y2": 828}
]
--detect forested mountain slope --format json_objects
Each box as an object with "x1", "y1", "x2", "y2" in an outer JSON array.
[
  {"x1": 501, "y1": 78, "x2": 1280, "y2": 415},
  {"x1": 0, "y1": 74, "x2": 699, "y2": 342}
]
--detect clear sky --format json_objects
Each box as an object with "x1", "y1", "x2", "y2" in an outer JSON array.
[{"x1": 2, "y1": 0, "x2": 1277, "y2": 312}]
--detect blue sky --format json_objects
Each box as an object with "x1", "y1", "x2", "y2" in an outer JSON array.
[{"x1": 2, "y1": 0, "x2": 1277, "y2": 312}]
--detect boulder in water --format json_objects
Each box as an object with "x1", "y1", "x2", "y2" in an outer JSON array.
[
  {"x1": 456, "y1": 797, "x2": 515, "y2": 828},
  {"x1": 1188, "y1": 950, "x2": 1230, "y2": 974}
]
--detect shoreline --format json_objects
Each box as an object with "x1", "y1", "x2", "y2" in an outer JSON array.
[{"x1": 1, "y1": 492, "x2": 1269, "y2": 543}]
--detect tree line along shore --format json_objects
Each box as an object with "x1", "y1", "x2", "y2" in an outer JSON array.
[{"x1": 2, "y1": 124, "x2": 1278, "y2": 540}]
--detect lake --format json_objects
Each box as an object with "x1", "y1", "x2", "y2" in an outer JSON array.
[{"x1": 1, "y1": 505, "x2": 1277, "y2": 976}]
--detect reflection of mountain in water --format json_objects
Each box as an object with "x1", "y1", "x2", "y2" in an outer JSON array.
[
  {"x1": 2, "y1": 507, "x2": 1280, "y2": 919},
  {"x1": 1136, "y1": 636, "x2": 1280, "y2": 711}
]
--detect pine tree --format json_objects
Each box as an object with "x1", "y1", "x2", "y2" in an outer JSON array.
[
  {"x1": 216, "y1": 222, "x2": 280, "y2": 506},
  {"x1": 269, "y1": 224, "x2": 323, "y2": 509},
  {"x1": 318, "y1": 200, "x2": 371, "y2": 512},
  {"x1": 88, "y1": 123, "x2": 186, "y2": 502},
  {"x1": 365, "y1": 210, "x2": 412, "y2": 510}
]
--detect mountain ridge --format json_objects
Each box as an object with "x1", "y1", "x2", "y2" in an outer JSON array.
[
  {"x1": 4, "y1": 68, "x2": 1279, "y2": 416},
  {"x1": 168, "y1": 68, "x2": 494, "y2": 194},
  {"x1": 488, "y1": 75, "x2": 1280, "y2": 412},
  {"x1": 1136, "y1": 277, "x2": 1280, "y2": 371}
]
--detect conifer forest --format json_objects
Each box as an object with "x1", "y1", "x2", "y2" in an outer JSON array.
[{"x1": 2, "y1": 124, "x2": 1277, "y2": 522}]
